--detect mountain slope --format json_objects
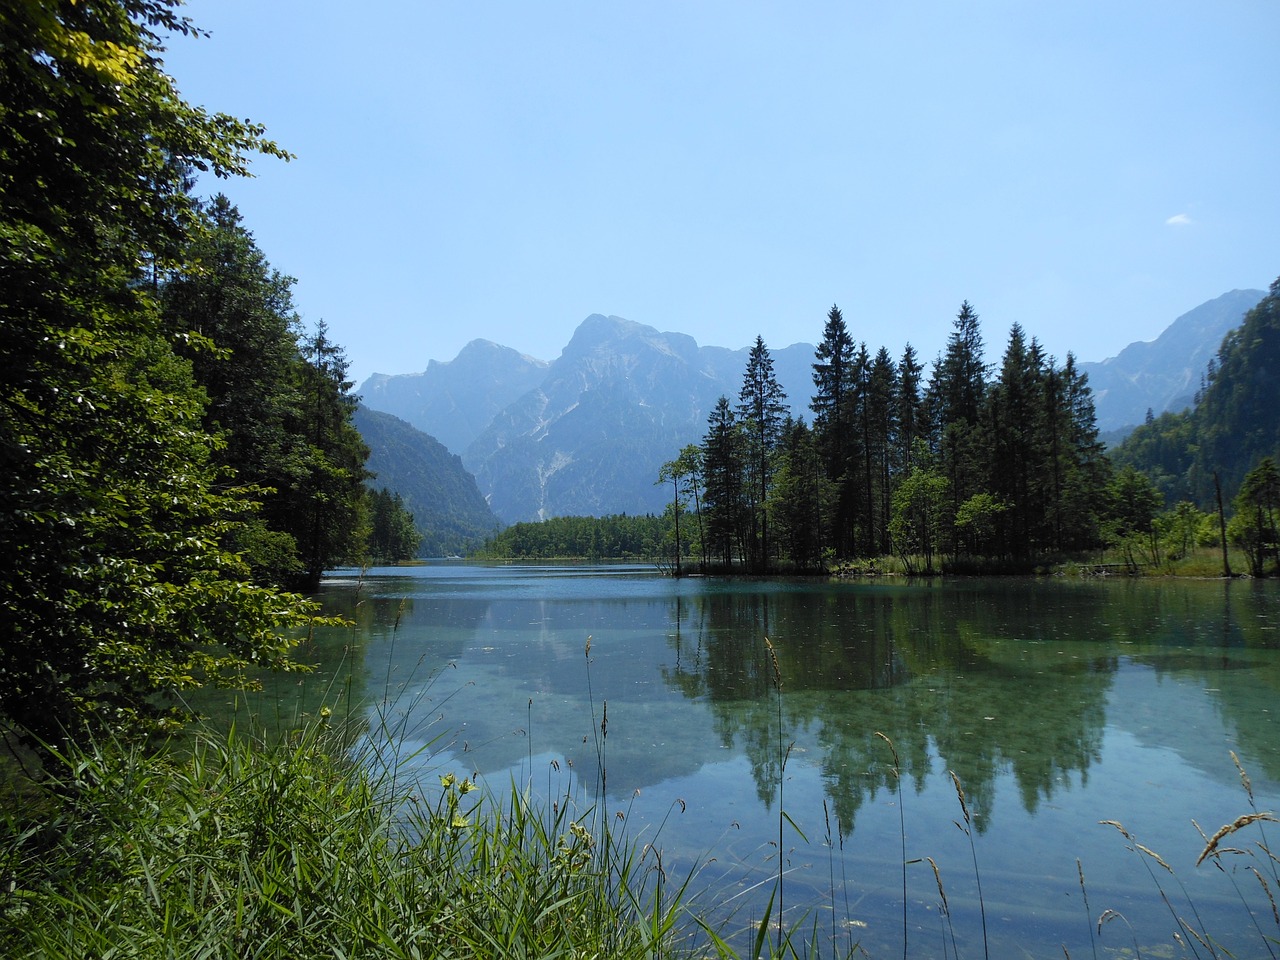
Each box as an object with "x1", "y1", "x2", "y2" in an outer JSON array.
[
  {"x1": 359, "y1": 339, "x2": 548, "y2": 456},
  {"x1": 461, "y1": 315, "x2": 814, "y2": 522},
  {"x1": 352, "y1": 405, "x2": 498, "y2": 555},
  {"x1": 1080, "y1": 289, "x2": 1264, "y2": 431}
]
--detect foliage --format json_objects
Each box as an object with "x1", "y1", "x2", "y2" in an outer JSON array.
[
  {"x1": 737, "y1": 336, "x2": 788, "y2": 571},
  {"x1": 1103, "y1": 466, "x2": 1162, "y2": 570},
  {"x1": 701, "y1": 396, "x2": 750, "y2": 567},
  {"x1": 365, "y1": 487, "x2": 422, "y2": 564},
  {"x1": 161, "y1": 195, "x2": 372, "y2": 586},
  {"x1": 767, "y1": 419, "x2": 833, "y2": 571},
  {"x1": 657, "y1": 445, "x2": 704, "y2": 574},
  {"x1": 1229, "y1": 456, "x2": 1280, "y2": 577},
  {"x1": 0, "y1": 723, "x2": 685, "y2": 959},
  {"x1": 888, "y1": 444, "x2": 950, "y2": 574},
  {"x1": 0, "y1": 0, "x2": 329, "y2": 753},
  {"x1": 477, "y1": 514, "x2": 671, "y2": 560}
]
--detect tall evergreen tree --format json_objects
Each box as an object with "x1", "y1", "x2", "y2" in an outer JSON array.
[
  {"x1": 926, "y1": 300, "x2": 988, "y2": 555},
  {"x1": 162, "y1": 195, "x2": 309, "y2": 582},
  {"x1": 291, "y1": 321, "x2": 369, "y2": 589},
  {"x1": 896, "y1": 343, "x2": 926, "y2": 475},
  {"x1": 811, "y1": 305, "x2": 856, "y2": 556},
  {"x1": 1052, "y1": 353, "x2": 1109, "y2": 551},
  {"x1": 737, "y1": 336, "x2": 788, "y2": 570},
  {"x1": 701, "y1": 396, "x2": 748, "y2": 567},
  {"x1": 366, "y1": 488, "x2": 422, "y2": 563},
  {"x1": 769, "y1": 418, "x2": 831, "y2": 571},
  {"x1": 984, "y1": 323, "x2": 1040, "y2": 557},
  {"x1": 866, "y1": 346, "x2": 897, "y2": 555}
]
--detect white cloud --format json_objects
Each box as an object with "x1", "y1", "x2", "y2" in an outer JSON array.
[{"x1": 1165, "y1": 213, "x2": 1193, "y2": 227}]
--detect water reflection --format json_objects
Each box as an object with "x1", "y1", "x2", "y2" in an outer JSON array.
[
  {"x1": 662, "y1": 582, "x2": 1120, "y2": 833},
  {"x1": 294, "y1": 567, "x2": 1280, "y2": 957}
]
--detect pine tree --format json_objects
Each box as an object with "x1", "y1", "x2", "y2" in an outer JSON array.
[
  {"x1": 811, "y1": 305, "x2": 856, "y2": 557},
  {"x1": 702, "y1": 396, "x2": 748, "y2": 567},
  {"x1": 926, "y1": 301, "x2": 989, "y2": 557},
  {"x1": 737, "y1": 336, "x2": 788, "y2": 571},
  {"x1": 291, "y1": 321, "x2": 370, "y2": 588},
  {"x1": 162, "y1": 195, "x2": 311, "y2": 583},
  {"x1": 896, "y1": 343, "x2": 926, "y2": 474},
  {"x1": 866, "y1": 346, "x2": 897, "y2": 555},
  {"x1": 769, "y1": 418, "x2": 831, "y2": 570}
]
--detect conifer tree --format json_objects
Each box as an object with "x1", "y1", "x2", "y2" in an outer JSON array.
[
  {"x1": 737, "y1": 336, "x2": 788, "y2": 570},
  {"x1": 926, "y1": 301, "x2": 989, "y2": 556},
  {"x1": 812, "y1": 305, "x2": 856, "y2": 556},
  {"x1": 702, "y1": 396, "x2": 748, "y2": 567},
  {"x1": 769, "y1": 418, "x2": 831, "y2": 570}
]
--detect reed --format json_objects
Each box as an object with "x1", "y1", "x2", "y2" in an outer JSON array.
[
  {"x1": 949, "y1": 769, "x2": 989, "y2": 960},
  {"x1": 876, "y1": 731, "x2": 908, "y2": 959},
  {"x1": 0, "y1": 717, "x2": 687, "y2": 959}
]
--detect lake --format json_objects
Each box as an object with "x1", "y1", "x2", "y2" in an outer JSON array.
[{"x1": 244, "y1": 564, "x2": 1280, "y2": 958}]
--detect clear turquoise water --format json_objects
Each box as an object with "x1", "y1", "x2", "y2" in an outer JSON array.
[{"x1": 290, "y1": 565, "x2": 1280, "y2": 957}]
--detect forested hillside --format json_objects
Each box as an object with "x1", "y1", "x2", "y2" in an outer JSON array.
[
  {"x1": 1080, "y1": 289, "x2": 1264, "y2": 431},
  {"x1": 353, "y1": 406, "x2": 499, "y2": 556},
  {"x1": 1112, "y1": 279, "x2": 1280, "y2": 507}
]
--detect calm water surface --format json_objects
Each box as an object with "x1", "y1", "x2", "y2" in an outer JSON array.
[{"x1": 280, "y1": 565, "x2": 1280, "y2": 957}]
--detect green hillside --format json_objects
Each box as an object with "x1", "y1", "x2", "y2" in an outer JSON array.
[
  {"x1": 353, "y1": 406, "x2": 499, "y2": 556},
  {"x1": 1112, "y1": 279, "x2": 1280, "y2": 505}
]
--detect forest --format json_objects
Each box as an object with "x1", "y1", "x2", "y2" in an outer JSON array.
[{"x1": 656, "y1": 293, "x2": 1280, "y2": 578}]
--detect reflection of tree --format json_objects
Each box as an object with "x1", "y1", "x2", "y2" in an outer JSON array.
[{"x1": 664, "y1": 582, "x2": 1119, "y2": 835}]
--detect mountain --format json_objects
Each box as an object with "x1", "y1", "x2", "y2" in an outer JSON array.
[
  {"x1": 464, "y1": 315, "x2": 813, "y2": 522},
  {"x1": 360, "y1": 315, "x2": 814, "y2": 524},
  {"x1": 1080, "y1": 289, "x2": 1265, "y2": 432},
  {"x1": 359, "y1": 340, "x2": 548, "y2": 456},
  {"x1": 352, "y1": 405, "x2": 498, "y2": 555}
]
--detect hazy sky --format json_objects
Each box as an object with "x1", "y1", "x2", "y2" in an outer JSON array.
[{"x1": 163, "y1": 1, "x2": 1279, "y2": 386}]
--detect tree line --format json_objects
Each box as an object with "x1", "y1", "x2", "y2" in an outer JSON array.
[
  {"x1": 476, "y1": 513, "x2": 669, "y2": 561},
  {"x1": 663, "y1": 299, "x2": 1280, "y2": 576}
]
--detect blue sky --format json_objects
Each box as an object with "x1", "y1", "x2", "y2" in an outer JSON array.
[{"x1": 163, "y1": 0, "x2": 1279, "y2": 386}]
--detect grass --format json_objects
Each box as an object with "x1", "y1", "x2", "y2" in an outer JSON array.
[{"x1": 0, "y1": 718, "x2": 689, "y2": 960}]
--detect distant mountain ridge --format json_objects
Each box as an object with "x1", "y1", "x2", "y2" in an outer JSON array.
[
  {"x1": 362, "y1": 315, "x2": 813, "y2": 523},
  {"x1": 360, "y1": 340, "x2": 548, "y2": 456},
  {"x1": 1078, "y1": 289, "x2": 1264, "y2": 432}
]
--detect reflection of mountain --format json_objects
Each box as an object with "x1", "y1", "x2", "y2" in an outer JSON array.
[
  {"x1": 661, "y1": 582, "x2": 1120, "y2": 834},
  {"x1": 349, "y1": 584, "x2": 732, "y2": 793}
]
